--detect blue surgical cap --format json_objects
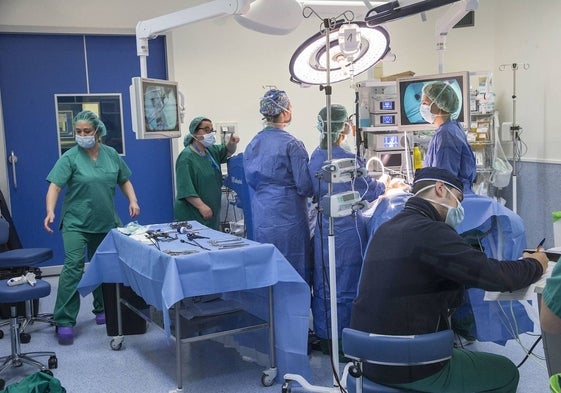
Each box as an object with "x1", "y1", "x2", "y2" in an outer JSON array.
[
  {"x1": 73, "y1": 110, "x2": 107, "y2": 137},
  {"x1": 413, "y1": 167, "x2": 463, "y2": 193},
  {"x1": 260, "y1": 89, "x2": 290, "y2": 119}
]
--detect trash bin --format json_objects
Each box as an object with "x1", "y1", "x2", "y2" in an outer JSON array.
[
  {"x1": 553, "y1": 211, "x2": 561, "y2": 247},
  {"x1": 550, "y1": 373, "x2": 561, "y2": 393},
  {"x1": 101, "y1": 283, "x2": 148, "y2": 336}
]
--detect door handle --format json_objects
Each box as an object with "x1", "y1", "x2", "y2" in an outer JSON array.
[{"x1": 8, "y1": 150, "x2": 18, "y2": 189}]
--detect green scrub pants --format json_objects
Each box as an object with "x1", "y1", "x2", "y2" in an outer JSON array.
[
  {"x1": 53, "y1": 231, "x2": 106, "y2": 327},
  {"x1": 391, "y1": 348, "x2": 519, "y2": 393}
]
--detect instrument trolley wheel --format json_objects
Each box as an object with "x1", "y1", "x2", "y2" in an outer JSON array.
[
  {"x1": 281, "y1": 380, "x2": 292, "y2": 393},
  {"x1": 41, "y1": 369, "x2": 53, "y2": 376},
  {"x1": 0, "y1": 378, "x2": 5, "y2": 390},
  {"x1": 261, "y1": 367, "x2": 277, "y2": 387},
  {"x1": 48, "y1": 355, "x2": 58, "y2": 369},
  {"x1": 110, "y1": 336, "x2": 124, "y2": 351},
  {"x1": 20, "y1": 332, "x2": 31, "y2": 344}
]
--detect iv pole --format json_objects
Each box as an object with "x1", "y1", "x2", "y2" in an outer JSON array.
[
  {"x1": 283, "y1": 9, "x2": 354, "y2": 393},
  {"x1": 499, "y1": 62, "x2": 529, "y2": 214}
]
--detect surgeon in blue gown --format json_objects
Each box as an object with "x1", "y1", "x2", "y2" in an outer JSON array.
[
  {"x1": 308, "y1": 104, "x2": 386, "y2": 348},
  {"x1": 421, "y1": 81, "x2": 477, "y2": 193},
  {"x1": 244, "y1": 89, "x2": 314, "y2": 284}
]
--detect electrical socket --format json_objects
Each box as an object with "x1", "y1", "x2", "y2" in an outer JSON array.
[{"x1": 215, "y1": 122, "x2": 237, "y2": 144}]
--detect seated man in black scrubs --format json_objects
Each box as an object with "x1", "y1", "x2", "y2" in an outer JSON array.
[{"x1": 350, "y1": 167, "x2": 549, "y2": 393}]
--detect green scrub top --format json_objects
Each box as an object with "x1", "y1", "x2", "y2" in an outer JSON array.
[
  {"x1": 46, "y1": 144, "x2": 132, "y2": 233},
  {"x1": 544, "y1": 260, "x2": 561, "y2": 319},
  {"x1": 174, "y1": 144, "x2": 228, "y2": 230}
]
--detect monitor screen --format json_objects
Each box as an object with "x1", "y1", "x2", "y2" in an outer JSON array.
[
  {"x1": 130, "y1": 77, "x2": 181, "y2": 139},
  {"x1": 396, "y1": 71, "x2": 470, "y2": 132}
]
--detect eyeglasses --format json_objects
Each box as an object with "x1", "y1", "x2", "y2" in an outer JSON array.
[{"x1": 196, "y1": 127, "x2": 215, "y2": 134}]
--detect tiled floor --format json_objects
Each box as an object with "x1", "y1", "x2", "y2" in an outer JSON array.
[{"x1": 0, "y1": 275, "x2": 551, "y2": 392}]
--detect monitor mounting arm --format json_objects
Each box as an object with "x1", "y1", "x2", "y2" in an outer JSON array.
[
  {"x1": 135, "y1": 0, "x2": 252, "y2": 77},
  {"x1": 435, "y1": 0, "x2": 478, "y2": 73}
]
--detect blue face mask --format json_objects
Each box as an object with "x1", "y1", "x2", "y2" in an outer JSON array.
[
  {"x1": 441, "y1": 187, "x2": 464, "y2": 228},
  {"x1": 415, "y1": 184, "x2": 464, "y2": 228},
  {"x1": 200, "y1": 132, "x2": 216, "y2": 147},
  {"x1": 75, "y1": 135, "x2": 96, "y2": 149}
]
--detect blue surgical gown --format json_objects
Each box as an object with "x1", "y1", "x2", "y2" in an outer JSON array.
[
  {"x1": 308, "y1": 146, "x2": 385, "y2": 339},
  {"x1": 424, "y1": 119, "x2": 476, "y2": 193},
  {"x1": 244, "y1": 127, "x2": 314, "y2": 284}
]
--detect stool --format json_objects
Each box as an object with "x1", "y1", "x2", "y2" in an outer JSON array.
[
  {"x1": 0, "y1": 248, "x2": 55, "y2": 341},
  {"x1": 342, "y1": 328, "x2": 454, "y2": 393},
  {"x1": 0, "y1": 278, "x2": 57, "y2": 389}
]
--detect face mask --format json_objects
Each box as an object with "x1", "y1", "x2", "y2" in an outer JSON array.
[
  {"x1": 200, "y1": 132, "x2": 216, "y2": 147},
  {"x1": 420, "y1": 103, "x2": 436, "y2": 124},
  {"x1": 442, "y1": 187, "x2": 464, "y2": 228},
  {"x1": 414, "y1": 184, "x2": 464, "y2": 228},
  {"x1": 75, "y1": 135, "x2": 96, "y2": 149}
]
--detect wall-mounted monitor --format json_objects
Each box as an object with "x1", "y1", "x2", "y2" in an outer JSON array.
[
  {"x1": 396, "y1": 71, "x2": 470, "y2": 132},
  {"x1": 130, "y1": 77, "x2": 181, "y2": 139}
]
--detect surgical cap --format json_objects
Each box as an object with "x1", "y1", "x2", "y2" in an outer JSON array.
[
  {"x1": 74, "y1": 110, "x2": 107, "y2": 137},
  {"x1": 413, "y1": 167, "x2": 463, "y2": 193},
  {"x1": 260, "y1": 89, "x2": 290, "y2": 119},
  {"x1": 422, "y1": 81, "x2": 460, "y2": 115},
  {"x1": 317, "y1": 104, "x2": 348, "y2": 142},
  {"x1": 184, "y1": 116, "x2": 210, "y2": 146}
]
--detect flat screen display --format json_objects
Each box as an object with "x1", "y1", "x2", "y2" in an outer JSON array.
[{"x1": 396, "y1": 71, "x2": 470, "y2": 132}]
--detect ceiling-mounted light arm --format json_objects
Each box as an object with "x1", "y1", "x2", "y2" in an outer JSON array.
[
  {"x1": 135, "y1": 0, "x2": 252, "y2": 77},
  {"x1": 435, "y1": 0, "x2": 478, "y2": 73},
  {"x1": 365, "y1": 0, "x2": 458, "y2": 26}
]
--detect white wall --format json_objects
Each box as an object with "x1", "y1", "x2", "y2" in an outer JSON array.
[{"x1": 0, "y1": 0, "x2": 559, "y2": 162}]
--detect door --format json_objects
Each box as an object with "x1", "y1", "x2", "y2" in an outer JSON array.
[{"x1": 0, "y1": 33, "x2": 174, "y2": 266}]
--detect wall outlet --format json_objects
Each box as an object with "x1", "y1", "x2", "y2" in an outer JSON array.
[{"x1": 214, "y1": 121, "x2": 238, "y2": 136}]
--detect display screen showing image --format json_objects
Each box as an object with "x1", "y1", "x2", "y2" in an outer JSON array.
[
  {"x1": 143, "y1": 81, "x2": 179, "y2": 132},
  {"x1": 383, "y1": 135, "x2": 399, "y2": 148},
  {"x1": 397, "y1": 71, "x2": 469, "y2": 131}
]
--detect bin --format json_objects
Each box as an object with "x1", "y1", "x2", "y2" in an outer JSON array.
[
  {"x1": 553, "y1": 211, "x2": 561, "y2": 247},
  {"x1": 550, "y1": 373, "x2": 561, "y2": 393},
  {"x1": 101, "y1": 283, "x2": 148, "y2": 336}
]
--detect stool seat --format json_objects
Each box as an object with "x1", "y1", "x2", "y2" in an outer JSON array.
[
  {"x1": 0, "y1": 248, "x2": 52, "y2": 268},
  {"x1": 0, "y1": 279, "x2": 50, "y2": 303}
]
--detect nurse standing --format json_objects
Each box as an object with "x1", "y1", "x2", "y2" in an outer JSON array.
[
  {"x1": 308, "y1": 104, "x2": 386, "y2": 351},
  {"x1": 421, "y1": 81, "x2": 476, "y2": 193},
  {"x1": 174, "y1": 116, "x2": 239, "y2": 229},
  {"x1": 244, "y1": 89, "x2": 314, "y2": 284},
  {"x1": 44, "y1": 110, "x2": 140, "y2": 345}
]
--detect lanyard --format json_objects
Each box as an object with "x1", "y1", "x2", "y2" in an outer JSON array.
[{"x1": 192, "y1": 143, "x2": 220, "y2": 171}]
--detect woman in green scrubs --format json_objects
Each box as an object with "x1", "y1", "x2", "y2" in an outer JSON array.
[
  {"x1": 44, "y1": 110, "x2": 140, "y2": 345},
  {"x1": 174, "y1": 116, "x2": 239, "y2": 229}
]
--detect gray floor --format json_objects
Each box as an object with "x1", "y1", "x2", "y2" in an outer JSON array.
[{"x1": 0, "y1": 275, "x2": 551, "y2": 392}]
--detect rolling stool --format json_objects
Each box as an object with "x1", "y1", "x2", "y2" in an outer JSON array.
[
  {"x1": 0, "y1": 218, "x2": 55, "y2": 342},
  {"x1": 0, "y1": 278, "x2": 57, "y2": 390}
]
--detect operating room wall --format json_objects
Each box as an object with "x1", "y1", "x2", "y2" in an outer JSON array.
[{"x1": 1, "y1": 0, "x2": 561, "y2": 247}]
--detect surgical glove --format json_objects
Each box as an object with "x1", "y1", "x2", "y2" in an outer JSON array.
[{"x1": 522, "y1": 251, "x2": 549, "y2": 273}]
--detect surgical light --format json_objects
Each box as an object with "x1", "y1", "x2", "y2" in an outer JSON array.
[
  {"x1": 289, "y1": 21, "x2": 390, "y2": 85},
  {"x1": 234, "y1": 0, "x2": 303, "y2": 35}
]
